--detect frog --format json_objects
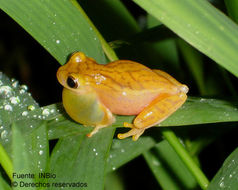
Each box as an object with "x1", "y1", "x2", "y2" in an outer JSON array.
[{"x1": 57, "y1": 52, "x2": 189, "y2": 141}]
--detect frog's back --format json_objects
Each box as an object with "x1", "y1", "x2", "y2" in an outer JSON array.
[
  {"x1": 86, "y1": 60, "x2": 175, "y2": 92},
  {"x1": 84, "y1": 60, "x2": 179, "y2": 115}
]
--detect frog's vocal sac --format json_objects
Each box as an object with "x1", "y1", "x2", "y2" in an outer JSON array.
[{"x1": 57, "y1": 52, "x2": 189, "y2": 141}]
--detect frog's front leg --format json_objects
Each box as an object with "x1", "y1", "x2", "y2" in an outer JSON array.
[
  {"x1": 87, "y1": 105, "x2": 115, "y2": 137},
  {"x1": 117, "y1": 92, "x2": 187, "y2": 141}
]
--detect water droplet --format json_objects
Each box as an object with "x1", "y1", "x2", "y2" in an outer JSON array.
[
  {"x1": 39, "y1": 150, "x2": 44, "y2": 155},
  {"x1": 42, "y1": 108, "x2": 50, "y2": 116},
  {"x1": 219, "y1": 181, "x2": 225, "y2": 188},
  {"x1": 4, "y1": 104, "x2": 13, "y2": 111},
  {"x1": 10, "y1": 96, "x2": 20, "y2": 104},
  {"x1": 152, "y1": 160, "x2": 160, "y2": 166},
  {"x1": 21, "y1": 85, "x2": 28, "y2": 91},
  {"x1": 93, "y1": 148, "x2": 96, "y2": 152},
  {"x1": 229, "y1": 174, "x2": 233, "y2": 178},
  {"x1": 0, "y1": 86, "x2": 13, "y2": 98},
  {"x1": 95, "y1": 152, "x2": 98, "y2": 156},
  {"x1": 1, "y1": 130, "x2": 8, "y2": 139},
  {"x1": 12, "y1": 81, "x2": 19, "y2": 88},
  {"x1": 121, "y1": 149, "x2": 125, "y2": 153},
  {"x1": 112, "y1": 167, "x2": 116, "y2": 170},
  {"x1": 22, "y1": 111, "x2": 28, "y2": 116},
  {"x1": 56, "y1": 40, "x2": 60, "y2": 44},
  {"x1": 27, "y1": 105, "x2": 35, "y2": 111}
]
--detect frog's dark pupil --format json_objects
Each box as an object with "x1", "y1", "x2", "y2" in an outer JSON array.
[{"x1": 67, "y1": 76, "x2": 77, "y2": 88}]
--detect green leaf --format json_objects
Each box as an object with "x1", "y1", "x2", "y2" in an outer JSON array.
[
  {"x1": 45, "y1": 96, "x2": 238, "y2": 142},
  {"x1": 207, "y1": 147, "x2": 238, "y2": 190},
  {"x1": 106, "y1": 137, "x2": 156, "y2": 173},
  {"x1": 144, "y1": 140, "x2": 197, "y2": 190},
  {"x1": 0, "y1": 0, "x2": 105, "y2": 64},
  {"x1": 49, "y1": 128, "x2": 114, "y2": 190},
  {"x1": 133, "y1": 0, "x2": 238, "y2": 77},
  {"x1": 161, "y1": 97, "x2": 238, "y2": 126}
]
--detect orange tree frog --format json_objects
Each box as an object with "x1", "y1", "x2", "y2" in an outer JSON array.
[{"x1": 57, "y1": 52, "x2": 189, "y2": 141}]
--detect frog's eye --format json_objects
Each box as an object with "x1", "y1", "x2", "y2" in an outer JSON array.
[{"x1": 67, "y1": 76, "x2": 78, "y2": 89}]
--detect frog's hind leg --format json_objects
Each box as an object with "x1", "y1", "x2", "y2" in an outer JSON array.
[
  {"x1": 117, "y1": 92, "x2": 187, "y2": 141},
  {"x1": 153, "y1": 69, "x2": 189, "y2": 93}
]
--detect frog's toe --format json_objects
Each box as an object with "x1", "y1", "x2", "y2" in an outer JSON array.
[
  {"x1": 123, "y1": 122, "x2": 134, "y2": 128},
  {"x1": 117, "y1": 128, "x2": 145, "y2": 141},
  {"x1": 87, "y1": 127, "x2": 99, "y2": 137}
]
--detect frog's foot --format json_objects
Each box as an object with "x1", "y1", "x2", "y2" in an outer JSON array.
[{"x1": 117, "y1": 123, "x2": 145, "y2": 141}]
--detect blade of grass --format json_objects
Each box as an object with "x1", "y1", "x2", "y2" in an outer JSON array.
[
  {"x1": 207, "y1": 147, "x2": 238, "y2": 190},
  {"x1": 133, "y1": 0, "x2": 238, "y2": 77},
  {"x1": 0, "y1": 175, "x2": 11, "y2": 190},
  {"x1": 0, "y1": 143, "x2": 12, "y2": 181},
  {"x1": 144, "y1": 140, "x2": 197, "y2": 189},
  {"x1": 161, "y1": 129, "x2": 209, "y2": 190},
  {"x1": 224, "y1": 0, "x2": 238, "y2": 23},
  {"x1": 177, "y1": 39, "x2": 206, "y2": 95}
]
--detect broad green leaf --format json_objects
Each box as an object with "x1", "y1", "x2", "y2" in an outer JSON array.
[
  {"x1": 106, "y1": 137, "x2": 156, "y2": 173},
  {"x1": 49, "y1": 128, "x2": 114, "y2": 190},
  {"x1": 133, "y1": 0, "x2": 238, "y2": 77},
  {"x1": 0, "y1": 0, "x2": 105, "y2": 64},
  {"x1": 144, "y1": 140, "x2": 197, "y2": 190},
  {"x1": 207, "y1": 147, "x2": 238, "y2": 190}
]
